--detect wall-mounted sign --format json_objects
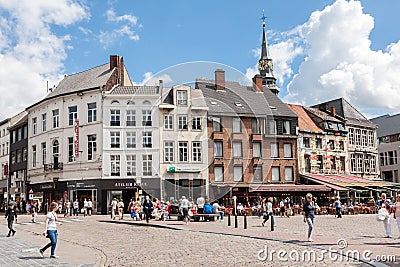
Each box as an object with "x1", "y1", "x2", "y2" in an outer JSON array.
[{"x1": 74, "y1": 119, "x2": 79, "y2": 158}]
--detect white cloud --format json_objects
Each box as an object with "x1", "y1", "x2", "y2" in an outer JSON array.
[
  {"x1": 281, "y1": 0, "x2": 400, "y2": 115},
  {"x1": 0, "y1": 0, "x2": 88, "y2": 119},
  {"x1": 133, "y1": 72, "x2": 173, "y2": 86},
  {"x1": 99, "y1": 8, "x2": 140, "y2": 48}
]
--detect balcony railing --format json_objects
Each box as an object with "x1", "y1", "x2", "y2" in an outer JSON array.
[{"x1": 44, "y1": 162, "x2": 63, "y2": 172}]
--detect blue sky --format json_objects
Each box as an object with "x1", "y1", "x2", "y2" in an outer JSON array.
[{"x1": 0, "y1": 0, "x2": 400, "y2": 119}]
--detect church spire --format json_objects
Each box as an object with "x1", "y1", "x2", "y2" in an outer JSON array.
[{"x1": 257, "y1": 10, "x2": 279, "y2": 95}]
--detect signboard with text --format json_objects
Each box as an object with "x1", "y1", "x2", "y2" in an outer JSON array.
[{"x1": 74, "y1": 119, "x2": 79, "y2": 158}]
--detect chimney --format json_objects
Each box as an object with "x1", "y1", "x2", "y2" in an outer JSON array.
[
  {"x1": 110, "y1": 55, "x2": 119, "y2": 71},
  {"x1": 215, "y1": 69, "x2": 225, "y2": 90},
  {"x1": 330, "y1": 106, "x2": 336, "y2": 116},
  {"x1": 252, "y1": 74, "x2": 263, "y2": 92}
]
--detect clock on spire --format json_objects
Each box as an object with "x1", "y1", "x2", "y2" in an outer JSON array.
[{"x1": 257, "y1": 10, "x2": 279, "y2": 94}]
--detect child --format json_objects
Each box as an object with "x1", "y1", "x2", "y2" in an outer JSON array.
[
  {"x1": 5, "y1": 203, "x2": 17, "y2": 237},
  {"x1": 31, "y1": 205, "x2": 38, "y2": 223}
]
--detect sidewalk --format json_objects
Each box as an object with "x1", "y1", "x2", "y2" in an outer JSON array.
[{"x1": 0, "y1": 214, "x2": 105, "y2": 267}]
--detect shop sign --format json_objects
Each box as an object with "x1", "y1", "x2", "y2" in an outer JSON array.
[
  {"x1": 74, "y1": 119, "x2": 79, "y2": 157},
  {"x1": 115, "y1": 182, "x2": 134, "y2": 189},
  {"x1": 41, "y1": 184, "x2": 53, "y2": 190}
]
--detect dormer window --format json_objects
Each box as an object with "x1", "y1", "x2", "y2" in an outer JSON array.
[{"x1": 177, "y1": 90, "x2": 188, "y2": 106}]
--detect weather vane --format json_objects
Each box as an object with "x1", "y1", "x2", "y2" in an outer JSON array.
[{"x1": 261, "y1": 9, "x2": 267, "y2": 26}]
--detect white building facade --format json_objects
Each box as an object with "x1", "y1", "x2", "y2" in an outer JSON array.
[
  {"x1": 159, "y1": 85, "x2": 209, "y2": 202},
  {"x1": 0, "y1": 118, "x2": 10, "y2": 205}
]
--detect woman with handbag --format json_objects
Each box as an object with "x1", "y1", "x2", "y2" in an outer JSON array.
[
  {"x1": 39, "y1": 202, "x2": 62, "y2": 258},
  {"x1": 376, "y1": 193, "x2": 393, "y2": 238},
  {"x1": 394, "y1": 195, "x2": 400, "y2": 238}
]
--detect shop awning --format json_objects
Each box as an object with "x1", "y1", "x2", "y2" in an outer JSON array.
[{"x1": 249, "y1": 184, "x2": 330, "y2": 192}]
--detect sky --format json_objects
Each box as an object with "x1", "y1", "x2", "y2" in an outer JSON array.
[{"x1": 0, "y1": 0, "x2": 400, "y2": 119}]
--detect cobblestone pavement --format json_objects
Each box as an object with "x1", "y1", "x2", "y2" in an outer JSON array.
[{"x1": 0, "y1": 213, "x2": 398, "y2": 267}]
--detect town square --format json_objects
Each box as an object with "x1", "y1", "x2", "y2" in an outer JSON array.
[{"x1": 0, "y1": 1, "x2": 400, "y2": 266}]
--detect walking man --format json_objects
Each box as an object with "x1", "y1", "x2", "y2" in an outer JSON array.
[
  {"x1": 142, "y1": 196, "x2": 154, "y2": 223},
  {"x1": 5, "y1": 203, "x2": 17, "y2": 237},
  {"x1": 376, "y1": 193, "x2": 393, "y2": 238}
]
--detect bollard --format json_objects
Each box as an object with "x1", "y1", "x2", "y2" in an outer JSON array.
[
  {"x1": 244, "y1": 213, "x2": 247, "y2": 229},
  {"x1": 228, "y1": 213, "x2": 231, "y2": 226},
  {"x1": 234, "y1": 214, "x2": 238, "y2": 228},
  {"x1": 271, "y1": 214, "x2": 274, "y2": 231}
]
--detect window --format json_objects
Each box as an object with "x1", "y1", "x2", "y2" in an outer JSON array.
[
  {"x1": 11, "y1": 151, "x2": 16, "y2": 164},
  {"x1": 327, "y1": 140, "x2": 335, "y2": 150},
  {"x1": 88, "y1": 135, "x2": 97, "y2": 160},
  {"x1": 271, "y1": 143, "x2": 279, "y2": 158},
  {"x1": 317, "y1": 155, "x2": 323, "y2": 171},
  {"x1": 389, "y1": 151, "x2": 395, "y2": 165},
  {"x1": 192, "y1": 141, "x2": 202, "y2": 162},
  {"x1": 22, "y1": 147, "x2": 27, "y2": 162},
  {"x1": 17, "y1": 128, "x2": 22, "y2": 141},
  {"x1": 351, "y1": 154, "x2": 356, "y2": 173},
  {"x1": 110, "y1": 155, "x2": 120, "y2": 176},
  {"x1": 252, "y1": 118, "x2": 260, "y2": 134},
  {"x1": 232, "y1": 118, "x2": 241, "y2": 133},
  {"x1": 357, "y1": 154, "x2": 363, "y2": 173},
  {"x1": 42, "y1": 114, "x2": 46, "y2": 131},
  {"x1": 142, "y1": 110, "x2": 152, "y2": 126},
  {"x1": 349, "y1": 128, "x2": 354, "y2": 145},
  {"x1": 143, "y1": 100, "x2": 151, "y2": 105},
  {"x1": 178, "y1": 142, "x2": 188, "y2": 162},
  {"x1": 52, "y1": 109, "x2": 59, "y2": 128},
  {"x1": 110, "y1": 110, "x2": 120, "y2": 126},
  {"x1": 68, "y1": 137, "x2": 74, "y2": 162},
  {"x1": 16, "y1": 149, "x2": 21, "y2": 163},
  {"x1": 283, "y1": 120, "x2": 291, "y2": 134},
  {"x1": 41, "y1": 142, "x2": 46, "y2": 165},
  {"x1": 126, "y1": 132, "x2": 136, "y2": 148},
  {"x1": 284, "y1": 143, "x2": 292, "y2": 158},
  {"x1": 214, "y1": 141, "x2": 223, "y2": 158},
  {"x1": 110, "y1": 132, "x2": 120, "y2": 148},
  {"x1": 254, "y1": 166, "x2": 263, "y2": 182},
  {"x1": 126, "y1": 110, "x2": 136, "y2": 126},
  {"x1": 214, "y1": 166, "x2": 224, "y2": 182},
  {"x1": 271, "y1": 167, "x2": 280, "y2": 181},
  {"x1": 32, "y1": 145, "x2": 36, "y2": 167},
  {"x1": 32, "y1": 117, "x2": 37, "y2": 134},
  {"x1": 379, "y1": 152, "x2": 385, "y2": 166},
  {"x1": 253, "y1": 142, "x2": 261, "y2": 158},
  {"x1": 368, "y1": 131, "x2": 374, "y2": 147},
  {"x1": 178, "y1": 115, "x2": 188, "y2": 130},
  {"x1": 361, "y1": 130, "x2": 367, "y2": 147},
  {"x1": 88, "y1": 103, "x2": 97, "y2": 123},
  {"x1": 68, "y1": 106, "x2": 77, "y2": 126},
  {"x1": 177, "y1": 90, "x2": 188, "y2": 105},
  {"x1": 23, "y1": 125, "x2": 27, "y2": 139},
  {"x1": 126, "y1": 155, "x2": 136, "y2": 176},
  {"x1": 143, "y1": 155, "x2": 152, "y2": 176},
  {"x1": 213, "y1": 117, "x2": 222, "y2": 132},
  {"x1": 233, "y1": 142, "x2": 242, "y2": 158},
  {"x1": 269, "y1": 120, "x2": 277, "y2": 134},
  {"x1": 339, "y1": 141, "x2": 344, "y2": 150},
  {"x1": 142, "y1": 132, "x2": 152, "y2": 148},
  {"x1": 285, "y1": 166, "x2": 294, "y2": 181},
  {"x1": 303, "y1": 137, "x2": 310, "y2": 148},
  {"x1": 370, "y1": 155, "x2": 376, "y2": 173},
  {"x1": 164, "y1": 142, "x2": 174, "y2": 162},
  {"x1": 355, "y1": 129, "x2": 361, "y2": 146},
  {"x1": 234, "y1": 166, "x2": 243, "y2": 182},
  {"x1": 52, "y1": 140, "x2": 59, "y2": 164},
  {"x1": 164, "y1": 114, "x2": 173, "y2": 130},
  {"x1": 192, "y1": 117, "x2": 202, "y2": 130}
]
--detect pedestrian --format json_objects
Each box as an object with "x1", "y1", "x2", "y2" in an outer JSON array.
[
  {"x1": 87, "y1": 199, "x2": 93, "y2": 216},
  {"x1": 128, "y1": 199, "x2": 135, "y2": 220},
  {"x1": 196, "y1": 195, "x2": 205, "y2": 214},
  {"x1": 39, "y1": 202, "x2": 62, "y2": 258},
  {"x1": 262, "y1": 197, "x2": 273, "y2": 227},
  {"x1": 4, "y1": 203, "x2": 17, "y2": 237},
  {"x1": 83, "y1": 198, "x2": 88, "y2": 217},
  {"x1": 376, "y1": 193, "x2": 393, "y2": 238},
  {"x1": 303, "y1": 193, "x2": 315, "y2": 242},
  {"x1": 334, "y1": 196, "x2": 342, "y2": 218},
  {"x1": 180, "y1": 196, "x2": 190, "y2": 224},
  {"x1": 73, "y1": 199, "x2": 79, "y2": 217},
  {"x1": 394, "y1": 195, "x2": 400, "y2": 238},
  {"x1": 110, "y1": 198, "x2": 117, "y2": 220},
  {"x1": 279, "y1": 199, "x2": 285, "y2": 217},
  {"x1": 212, "y1": 201, "x2": 224, "y2": 221},
  {"x1": 142, "y1": 195, "x2": 154, "y2": 223},
  {"x1": 58, "y1": 200, "x2": 63, "y2": 214},
  {"x1": 64, "y1": 199, "x2": 71, "y2": 218},
  {"x1": 31, "y1": 204, "x2": 38, "y2": 223},
  {"x1": 117, "y1": 199, "x2": 124, "y2": 220}
]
